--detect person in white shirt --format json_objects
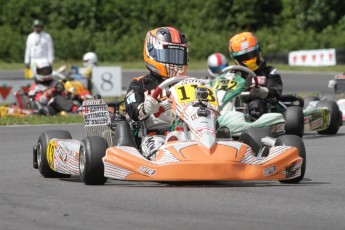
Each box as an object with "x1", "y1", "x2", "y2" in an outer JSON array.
[{"x1": 24, "y1": 20, "x2": 54, "y2": 69}]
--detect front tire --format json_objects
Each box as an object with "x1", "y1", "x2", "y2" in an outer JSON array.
[
  {"x1": 316, "y1": 100, "x2": 341, "y2": 135},
  {"x1": 284, "y1": 106, "x2": 304, "y2": 137},
  {"x1": 276, "y1": 135, "x2": 306, "y2": 184},
  {"x1": 36, "y1": 130, "x2": 72, "y2": 178},
  {"x1": 79, "y1": 136, "x2": 108, "y2": 185}
]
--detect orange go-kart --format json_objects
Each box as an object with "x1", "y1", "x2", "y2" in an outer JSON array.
[{"x1": 33, "y1": 77, "x2": 306, "y2": 185}]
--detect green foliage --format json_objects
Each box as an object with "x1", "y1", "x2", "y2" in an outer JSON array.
[{"x1": 0, "y1": 0, "x2": 344, "y2": 63}]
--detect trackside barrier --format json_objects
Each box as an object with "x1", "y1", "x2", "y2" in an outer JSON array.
[
  {"x1": 0, "y1": 66, "x2": 122, "y2": 104},
  {"x1": 288, "y1": 48, "x2": 336, "y2": 66}
]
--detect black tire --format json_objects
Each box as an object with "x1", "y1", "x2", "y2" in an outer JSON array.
[
  {"x1": 79, "y1": 136, "x2": 108, "y2": 185},
  {"x1": 276, "y1": 135, "x2": 306, "y2": 184},
  {"x1": 37, "y1": 130, "x2": 72, "y2": 178},
  {"x1": 303, "y1": 96, "x2": 319, "y2": 109},
  {"x1": 284, "y1": 106, "x2": 304, "y2": 137},
  {"x1": 316, "y1": 100, "x2": 341, "y2": 135},
  {"x1": 240, "y1": 127, "x2": 272, "y2": 154}
]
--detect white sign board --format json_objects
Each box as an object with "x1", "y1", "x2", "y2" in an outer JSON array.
[
  {"x1": 288, "y1": 48, "x2": 336, "y2": 66},
  {"x1": 92, "y1": 66, "x2": 122, "y2": 97}
]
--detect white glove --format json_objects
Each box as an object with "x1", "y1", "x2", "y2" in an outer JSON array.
[
  {"x1": 160, "y1": 99, "x2": 171, "y2": 111},
  {"x1": 328, "y1": 80, "x2": 336, "y2": 89},
  {"x1": 143, "y1": 96, "x2": 160, "y2": 115},
  {"x1": 250, "y1": 86, "x2": 269, "y2": 99}
]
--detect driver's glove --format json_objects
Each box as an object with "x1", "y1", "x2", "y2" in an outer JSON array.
[
  {"x1": 138, "y1": 96, "x2": 160, "y2": 120},
  {"x1": 159, "y1": 99, "x2": 171, "y2": 111},
  {"x1": 250, "y1": 86, "x2": 269, "y2": 99},
  {"x1": 328, "y1": 79, "x2": 336, "y2": 89}
]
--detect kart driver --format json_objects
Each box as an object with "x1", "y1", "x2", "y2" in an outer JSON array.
[
  {"x1": 229, "y1": 32, "x2": 282, "y2": 119},
  {"x1": 82, "y1": 52, "x2": 98, "y2": 92},
  {"x1": 207, "y1": 53, "x2": 229, "y2": 79},
  {"x1": 125, "y1": 26, "x2": 189, "y2": 159},
  {"x1": 28, "y1": 58, "x2": 78, "y2": 115}
]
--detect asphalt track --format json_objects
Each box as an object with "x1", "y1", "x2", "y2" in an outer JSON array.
[{"x1": 1, "y1": 70, "x2": 345, "y2": 230}]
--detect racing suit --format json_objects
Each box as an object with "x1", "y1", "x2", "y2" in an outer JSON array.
[
  {"x1": 247, "y1": 63, "x2": 283, "y2": 119},
  {"x1": 125, "y1": 73, "x2": 172, "y2": 159}
]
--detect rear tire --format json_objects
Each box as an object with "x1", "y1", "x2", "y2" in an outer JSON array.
[
  {"x1": 37, "y1": 130, "x2": 72, "y2": 178},
  {"x1": 284, "y1": 106, "x2": 304, "y2": 137},
  {"x1": 79, "y1": 136, "x2": 108, "y2": 185},
  {"x1": 276, "y1": 135, "x2": 306, "y2": 184},
  {"x1": 316, "y1": 100, "x2": 341, "y2": 135}
]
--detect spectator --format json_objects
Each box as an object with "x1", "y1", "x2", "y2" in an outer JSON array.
[{"x1": 24, "y1": 19, "x2": 54, "y2": 73}]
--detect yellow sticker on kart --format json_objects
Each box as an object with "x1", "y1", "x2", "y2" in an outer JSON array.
[
  {"x1": 175, "y1": 84, "x2": 218, "y2": 106},
  {"x1": 47, "y1": 140, "x2": 56, "y2": 170},
  {"x1": 213, "y1": 79, "x2": 239, "y2": 91}
]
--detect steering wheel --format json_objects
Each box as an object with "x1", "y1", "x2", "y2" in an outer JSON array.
[
  {"x1": 219, "y1": 65, "x2": 258, "y2": 88},
  {"x1": 151, "y1": 76, "x2": 188, "y2": 118}
]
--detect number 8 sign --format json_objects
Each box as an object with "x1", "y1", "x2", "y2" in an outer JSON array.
[{"x1": 92, "y1": 66, "x2": 122, "y2": 96}]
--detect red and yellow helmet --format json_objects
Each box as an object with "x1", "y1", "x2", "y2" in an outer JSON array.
[
  {"x1": 143, "y1": 27, "x2": 188, "y2": 79},
  {"x1": 229, "y1": 32, "x2": 263, "y2": 71}
]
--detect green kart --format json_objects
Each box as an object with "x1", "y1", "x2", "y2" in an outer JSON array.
[{"x1": 210, "y1": 66, "x2": 285, "y2": 138}]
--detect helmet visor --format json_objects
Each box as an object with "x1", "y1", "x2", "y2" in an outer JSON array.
[
  {"x1": 37, "y1": 66, "x2": 52, "y2": 75},
  {"x1": 153, "y1": 45, "x2": 188, "y2": 65},
  {"x1": 231, "y1": 44, "x2": 261, "y2": 64},
  {"x1": 209, "y1": 64, "x2": 228, "y2": 74}
]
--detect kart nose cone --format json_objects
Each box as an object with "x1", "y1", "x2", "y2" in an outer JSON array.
[{"x1": 200, "y1": 132, "x2": 216, "y2": 149}]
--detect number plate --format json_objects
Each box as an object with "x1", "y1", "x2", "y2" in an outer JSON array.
[{"x1": 175, "y1": 84, "x2": 218, "y2": 106}]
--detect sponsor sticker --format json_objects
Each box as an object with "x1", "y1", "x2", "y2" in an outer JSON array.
[
  {"x1": 271, "y1": 123, "x2": 285, "y2": 134},
  {"x1": 263, "y1": 165, "x2": 276, "y2": 176},
  {"x1": 82, "y1": 100, "x2": 110, "y2": 127},
  {"x1": 138, "y1": 165, "x2": 156, "y2": 176},
  {"x1": 82, "y1": 99, "x2": 105, "y2": 106},
  {"x1": 304, "y1": 115, "x2": 311, "y2": 123},
  {"x1": 126, "y1": 92, "x2": 136, "y2": 104},
  {"x1": 310, "y1": 117, "x2": 323, "y2": 130},
  {"x1": 240, "y1": 41, "x2": 249, "y2": 50},
  {"x1": 197, "y1": 127, "x2": 216, "y2": 136}
]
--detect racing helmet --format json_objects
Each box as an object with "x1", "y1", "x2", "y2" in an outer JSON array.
[
  {"x1": 83, "y1": 52, "x2": 98, "y2": 67},
  {"x1": 207, "y1": 53, "x2": 229, "y2": 78},
  {"x1": 32, "y1": 58, "x2": 53, "y2": 83},
  {"x1": 229, "y1": 32, "x2": 264, "y2": 71},
  {"x1": 143, "y1": 26, "x2": 189, "y2": 79}
]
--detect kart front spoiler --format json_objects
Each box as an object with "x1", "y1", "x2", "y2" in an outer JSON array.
[{"x1": 102, "y1": 141, "x2": 303, "y2": 182}]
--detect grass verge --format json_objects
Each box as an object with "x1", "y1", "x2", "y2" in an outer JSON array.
[{"x1": 0, "y1": 114, "x2": 83, "y2": 126}]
